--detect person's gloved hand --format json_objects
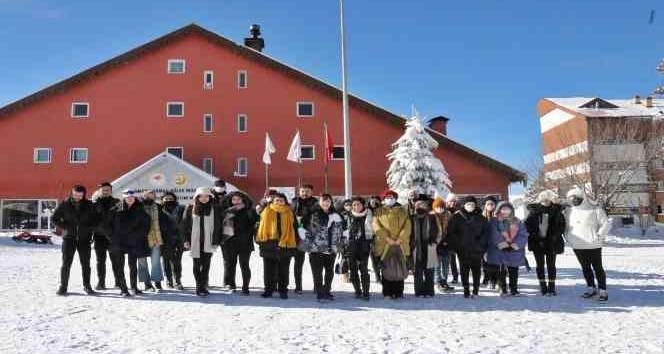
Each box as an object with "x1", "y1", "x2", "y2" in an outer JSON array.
[
  {"x1": 497, "y1": 241, "x2": 510, "y2": 250},
  {"x1": 510, "y1": 243, "x2": 520, "y2": 251}
]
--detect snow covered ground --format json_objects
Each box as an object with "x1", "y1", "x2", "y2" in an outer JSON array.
[{"x1": 1, "y1": 229, "x2": 663, "y2": 354}]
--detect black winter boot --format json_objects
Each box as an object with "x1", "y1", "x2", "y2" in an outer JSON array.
[
  {"x1": 547, "y1": 281, "x2": 557, "y2": 296},
  {"x1": 539, "y1": 281, "x2": 548, "y2": 296},
  {"x1": 463, "y1": 287, "x2": 471, "y2": 298},
  {"x1": 144, "y1": 281, "x2": 155, "y2": 292},
  {"x1": 56, "y1": 286, "x2": 67, "y2": 296},
  {"x1": 83, "y1": 284, "x2": 97, "y2": 295}
]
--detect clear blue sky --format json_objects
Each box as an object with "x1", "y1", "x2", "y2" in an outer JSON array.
[{"x1": 2, "y1": 0, "x2": 663, "y2": 194}]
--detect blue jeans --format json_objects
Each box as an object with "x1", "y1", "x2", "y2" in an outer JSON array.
[
  {"x1": 138, "y1": 245, "x2": 163, "y2": 282},
  {"x1": 434, "y1": 251, "x2": 450, "y2": 285}
]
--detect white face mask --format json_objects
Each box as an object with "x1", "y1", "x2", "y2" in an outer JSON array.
[
  {"x1": 344, "y1": 205, "x2": 352, "y2": 212},
  {"x1": 464, "y1": 204, "x2": 476, "y2": 213},
  {"x1": 383, "y1": 198, "x2": 396, "y2": 207},
  {"x1": 213, "y1": 187, "x2": 225, "y2": 193},
  {"x1": 434, "y1": 207, "x2": 444, "y2": 214}
]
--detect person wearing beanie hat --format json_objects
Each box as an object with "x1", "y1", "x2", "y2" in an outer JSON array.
[
  {"x1": 53, "y1": 185, "x2": 99, "y2": 296},
  {"x1": 525, "y1": 189, "x2": 566, "y2": 296},
  {"x1": 372, "y1": 190, "x2": 411, "y2": 299},
  {"x1": 480, "y1": 196, "x2": 498, "y2": 288},
  {"x1": 431, "y1": 198, "x2": 454, "y2": 292},
  {"x1": 564, "y1": 187, "x2": 611, "y2": 302},
  {"x1": 181, "y1": 186, "x2": 223, "y2": 297},
  {"x1": 291, "y1": 184, "x2": 318, "y2": 295},
  {"x1": 92, "y1": 182, "x2": 121, "y2": 291},
  {"x1": 446, "y1": 195, "x2": 490, "y2": 298},
  {"x1": 160, "y1": 191, "x2": 186, "y2": 290}
]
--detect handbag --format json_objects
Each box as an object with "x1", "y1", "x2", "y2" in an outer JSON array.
[
  {"x1": 381, "y1": 244, "x2": 408, "y2": 281},
  {"x1": 334, "y1": 253, "x2": 348, "y2": 274}
]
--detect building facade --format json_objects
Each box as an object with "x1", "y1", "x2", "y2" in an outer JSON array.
[{"x1": 0, "y1": 24, "x2": 524, "y2": 230}]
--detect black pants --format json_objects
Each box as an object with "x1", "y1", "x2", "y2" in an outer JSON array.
[
  {"x1": 382, "y1": 279, "x2": 404, "y2": 297},
  {"x1": 162, "y1": 245, "x2": 183, "y2": 283},
  {"x1": 573, "y1": 248, "x2": 607, "y2": 290},
  {"x1": 533, "y1": 251, "x2": 557, "y2": 283},
  {"x1": 110, "y1": 251, "x2": 130, "y2": 292},
  {"x1": 498, "y1": 265, "x2": 519, "y2": 292},
  {"x1": 459, "y1": 254, "x2": 482, "y2": 292},
  {"x1": 193, "y1": 253, "x2": 213, "y2": 290},
  {"x1": 309, "y1": 253, "x2": 336, "y2": 298},
  {"x1": 293, "y1": 250, "x2": 305, "y2": 291},
  {"x1": 349, "y1": 255, "x2": 370, "y2": 295},
  {"x1": 59, "y1": 237, "x2": 92, "y2": 290},
  {"x1": 223, "y1": 247, "x2": 252, "y2": 289},
  {"x1": 371, "y1": 254, "x2": 382, "y2": 282},
  {"x1": 264, "y1": 255, "x2": 291, "y2": 294},
  {"x1": 414, "y1": 265, "x2": 435, "y2": 296},
  {"x1": 450, "y1": 252, "x2": 459, "y2": 281},
  {"x1": 94, "y1": 235, "x2": 119, "y2": 287}
]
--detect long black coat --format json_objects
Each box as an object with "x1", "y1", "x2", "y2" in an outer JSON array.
[
  {"x1": 51, "y1": 197, "x2": 99, "y2": 241},
  {"x1": 446, "y1": 209, "x2": 490, "y2": 258},
  {"x1": 411, "y1": 214, "x2": 439, "y2": 267},
  {"x1": 221, "y1": 206, "x2": 259, "y2": 253},
  {"x1": 93, "y1": 196, "x2": 120, "y2": 239},
  {"x1": 525, "y1": 203, "x2": 566, "y2": 255},
  {"x1": 180, "y1": 203, "x2": 223, "y2": 246},
  {"x1": 107, "y1": 201, "x2": 151, "y2": 257}
]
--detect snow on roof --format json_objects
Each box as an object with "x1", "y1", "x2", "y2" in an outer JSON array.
[{"x1": 546, "y1": 97, "x2": 664, "y2": 118}]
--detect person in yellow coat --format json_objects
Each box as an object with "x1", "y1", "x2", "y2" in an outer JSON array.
[{"x1": 372, "y1": 190, "x2": 412, "y2": 299}]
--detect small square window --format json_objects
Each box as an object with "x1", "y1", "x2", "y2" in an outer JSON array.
[
  {"x1": 203, "y1": 158, "x2": 214, "y2": 175},
  {"x1": 203, "y1": 114, "x2": 213, "y2": 132},
  {"x1": 71, "y1": 103, "x2": 89, "y2": 118},
  {"x1": 69, "y1": 148, "x2": 88, "y2": 163},
  {"x1": 168, "y1": 59, "x2": 186, "y2": 74},
  {"x1": 237, "y1": 70, "x2": 247, "y2": 89},
  {"x1": 166, "y1": 147, "x2": 184, "y2": 159},
  {"x1": 301, "y1": 145, "x2": 315, "y2": 160},
  {"x1": 167, "y1": 102, "x2": 184, "y2": 117},
  {"x1": 203, "y1": 70, "x2": 213, "y2": 89},
  {"x1": 33, "y1": 148, "x2": 52, "y2": 163},
  {"x1": 297, "y1": 102, "x2": 314, "y2": 117},
  {"x1": 236, "y1": 158, "x2": 248, "y2": 177},
  {"x1": 237, "y1": 114, "x2": 248, "y2": 133},
  {"x1": 332, "y1": 146, "x2": 345, "y2": 160}
]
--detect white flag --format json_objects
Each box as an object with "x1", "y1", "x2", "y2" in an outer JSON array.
[
  {"x1": 263, "y1": 133, "x2": 276, "y2": 165},
  {"x1": 286, "y1": 131, "x2": 301, "y2": 163}
]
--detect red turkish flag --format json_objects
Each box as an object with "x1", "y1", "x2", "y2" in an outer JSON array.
[{"x1": 324, "y1": 122, "x2": 333, "y2": 165}]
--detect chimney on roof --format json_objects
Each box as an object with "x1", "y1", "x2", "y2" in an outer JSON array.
[
  {"x1": 634, "y1": 95, "x2": 641, "y2": 104},
  {"x1": 428, "y1": 116, "x2": 449, "y2": 135},
  {"x1": 244, "y1": 24, "x2": 265, "y2": 52},
  {"x1": 646, "y1": 96, "x2": 654, "y2": 108}
]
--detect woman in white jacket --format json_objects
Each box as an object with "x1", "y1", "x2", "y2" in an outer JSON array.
[{"x1": 565, "y1": 187, "x2": 611, "y2": 302}]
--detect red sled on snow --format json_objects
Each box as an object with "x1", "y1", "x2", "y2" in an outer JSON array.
[{"x1": 12, "y1": 232, "x2": 53, "y2": 245}]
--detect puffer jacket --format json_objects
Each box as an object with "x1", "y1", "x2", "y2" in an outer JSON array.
[
  {"x1": 564, "y1": 200, "x2": 611, "y2": 249},
  {"x1": 525, "y1": 203, "x2": 565, "y2": 254},
  {"x1": 301, "y1": 206, "x2": 344, "y2": 254},
  {"x1": 486, "y1": 217, "x2": 528, "y2": 267},
  {"x1": 446, "y1": 208, "x2": 490, "y2": 258},
  {"x1": 342, "y1": 209, "x2": 374, "y2": 259},
  {"x1": 51, "y1": 196, "x2": 99, "y2": 241},
  {"x1": 372, "y1": 205, "x2": 412, "y2": 258},
  {"x1": 107, "y1": 201, "x2": 151, "y2": 257}
]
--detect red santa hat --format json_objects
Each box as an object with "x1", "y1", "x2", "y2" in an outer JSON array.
[{"x1": 381, "y1": 189, "x2": 398, "y2": 200}]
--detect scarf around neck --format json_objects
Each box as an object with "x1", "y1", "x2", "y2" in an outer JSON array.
[{"x1": 256, "y1": 203, "x2": 297, "y2": 248}]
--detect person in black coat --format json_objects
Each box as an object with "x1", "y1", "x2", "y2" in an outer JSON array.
[
  {"x1": 160, "y1": 192, "x2": 185, "y2": 290},
  {"x1": 525, "y1": 190, "x2": 566, "y2": 296},
  {"x1": 106, "y1": 190, "x2": 151, "y2": 296},
  {"x1": 91, "y1": 182, "x2": 120, "y2": 290},
  {"x1": 52, "y1": 185, "x2": 100, "y2": 296},
  {"x1": 291, "y1": 184, "x2": 318, "y2": 294},
  {"x1": 220, "y1": 191, "x2": 259, "y2": 294},
  {"x1": 446, "y1": 195, "x2": 490, "y2": 298},
  {"x1": 411, "y1": 198, "x2": 439, "y2": 298}
]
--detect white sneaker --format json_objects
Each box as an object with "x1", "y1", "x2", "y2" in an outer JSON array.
[{"x1": 598, "y1": 289, "x2": 608, "y2": 302}]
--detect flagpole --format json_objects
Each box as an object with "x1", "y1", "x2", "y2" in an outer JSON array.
[
  {"x1": 265, "y1": 163, "x2": 269, "y2": 191},
  {"x1": 340, "y1": 0, "x2": 352, "y2": 199},
  {"x1": 324, "y1": 122, "x2": 329, "y2": 194}
]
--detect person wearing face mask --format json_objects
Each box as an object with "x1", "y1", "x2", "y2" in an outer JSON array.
[
  {"x1": 372, "y1": 190, "x2": 412, "y2": 299},
  {"x1": 160, "y1": 192, "x2": 185, "y2": 290},
  {"x1": 431, "y1": 198, "x2": 454, "y2": 293},
  {"x1": 525, "y1": 190, "x2": 565, "y2": 296},
  {"x1": 256, "y1": 193, "x2": 298, "y2": 299},
  {"x1": 445, "y1": 193, "x2": 460, "y2": 284},
  {"x1": 91, "y1": 182, "x2": 120, "y2": 291},
  {"x1": 53, "y1": 185, "x2": 100, "y2": 296},
  {"x1": 291, "y1": 184, "x2": 318, "y2": 295},
  {"x1": 300, "y1": 194, "x2": 344, "y2": 302},
  {"x1": 342, "y1": 197, "x2": 374, "y2": 300},
  {"x1": 182, "y1": 187, "x2": 223, "y2": 297},
  {"x1": 481, "y1": 196, "x2": 498, "y2": 288},
  {"x1": 211, "y1": 179, "x2": 227, "y2": 206},
  {"x1": 137, "y1": 190, "x2": 168, "y2": 292},
  {"x1": 565, "y1": 186, "x2": 611, "y2": 302},
  {"x1": 447, "y1": 196, "x2": 490, "y2": 298},
  {"x1": 256, "y1": 189, "x2": 278, "y2": 215},
  {"x1": 410, "y1": 197, "x2": 439, "y2": 297},
  {"x1": 220, "y1": 191, "x2": 259, "y2": 294},
  {"x1": 486, "y1": 202, "x2": 528, "y2": 296}
]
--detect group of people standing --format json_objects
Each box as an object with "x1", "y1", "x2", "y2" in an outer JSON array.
[{"x1": 53, "y1": 180, "x2": 611, "y2": 302}]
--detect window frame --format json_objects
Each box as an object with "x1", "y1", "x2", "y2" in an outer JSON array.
[
  {"x1": 203, "y1": 114, "x2": 214, "y2": 133},
  {"x1": 166, "y1": 102, "x2": 185, "y2": 118},
  {"x1": 202, "y1": 157, "x2": 214, "y2": 175},
  {"x1": 70, "y1": 102, "x2": 89, "y2": 118},
  {"x1": 69, "y1": 148, "x2": 88, "y2": 164},
  {"x1": 33, "y1": 148, "x2": 52, "y2": 164},
  {"x1": 167, "y1": 59, "x2": 186, "y2": 74},
  {"x1": 331, "y1": 145, "x2": 345, "y2": 160},
  {"x1": 235, "y1": 157, "x2": 248, "y2": 177},
  {"x1": 300, "y1": 145, "x2": 316, "y2": 160},
  {"x1": 296, "y1": 101, "x2": 315, "y2": 118},
  {"x1": 203, "y1": 70, "x2": 214, "y2": 89},
  {"x1": 237, "y1": 114, "x2": 248, "y2": 133},
  {"x1": 237, "y1": 70, "x2": 248, "y2": 89},
  {"x1": 166, "y1": 146, "x2": 184, "y2": 159}
]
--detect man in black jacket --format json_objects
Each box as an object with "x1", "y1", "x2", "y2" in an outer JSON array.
[
  {"x1": 291, "y1": 184, "x2": 318, "y2": 294},
  {"x1": 52, "y1": 185, "x2": 99, "y2": 296},
  {"x1": 92, "y1": 182, "x2": 120, "y2": 290}
]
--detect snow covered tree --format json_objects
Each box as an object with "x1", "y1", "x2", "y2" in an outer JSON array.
[{"x1": 386, "y1": 115, "x2": 452, "y2": 200}]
